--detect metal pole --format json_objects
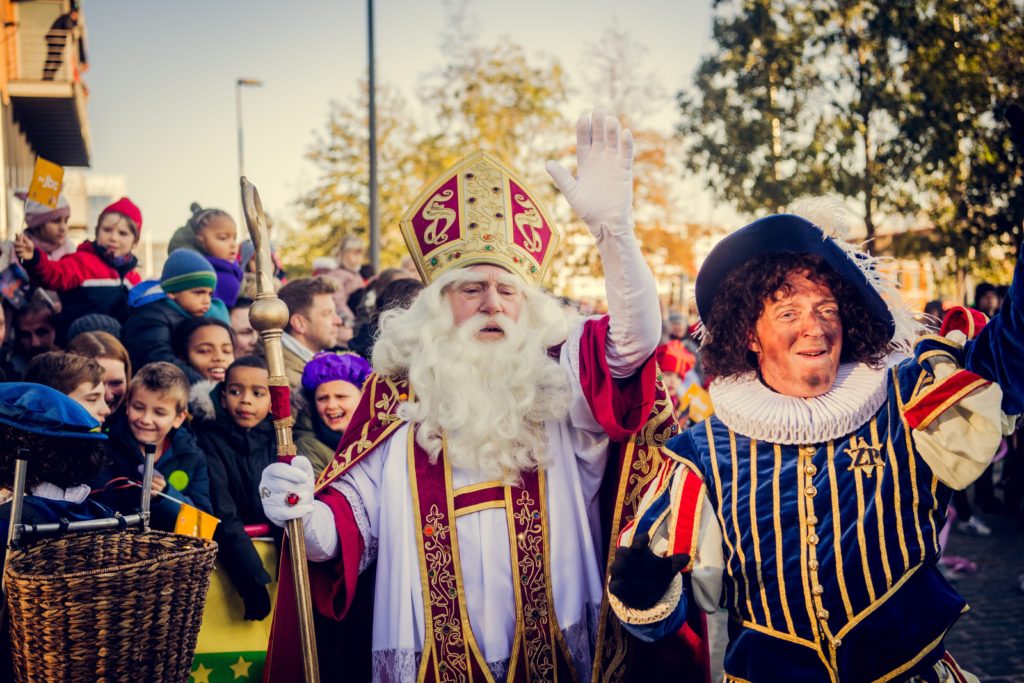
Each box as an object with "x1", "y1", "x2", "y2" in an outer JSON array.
[
  {"x1": 367, "y1": 0, "x2": 380, "y2": 273},
  {"x1": 236, "y1": 81, "x2": 245, "y2": 181}
]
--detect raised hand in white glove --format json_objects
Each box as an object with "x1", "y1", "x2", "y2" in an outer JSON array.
[
  {"x1": 259, "y1": 455, "x2": 315, "y2": 528},
  {"x1": 545, "y1": 108, "x2": 634, "y2": 236}
]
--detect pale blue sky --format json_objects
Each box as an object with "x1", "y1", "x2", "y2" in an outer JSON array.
[{"x1": 83, "y1": 0, "x2": 719, "y2": 244}]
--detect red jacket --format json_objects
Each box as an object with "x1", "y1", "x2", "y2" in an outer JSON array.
[{"x1": 24, "y1": 240, "x2": 141, "y2": 337}]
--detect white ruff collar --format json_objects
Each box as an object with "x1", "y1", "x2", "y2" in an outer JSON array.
[{"x1": 708, "y1": 361, "x2": 890, "y2": 445}]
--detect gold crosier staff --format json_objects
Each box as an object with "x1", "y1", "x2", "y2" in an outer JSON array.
[{"x1": 241, "y1": 178, "x2": 320, "y2": 682}]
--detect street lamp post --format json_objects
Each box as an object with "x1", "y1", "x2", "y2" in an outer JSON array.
[
  {"x1": 367, "y1": 0, "x2": 380, "y2": 273},
  {"x1": 236, "y1": 78, "x2": 263, "y2": 181}
]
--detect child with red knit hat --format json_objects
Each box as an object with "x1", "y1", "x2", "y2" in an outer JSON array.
[{"x1": 14, "y1": 197, "x2": 143, "y2": 342}]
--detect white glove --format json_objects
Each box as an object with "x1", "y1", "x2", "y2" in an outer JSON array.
[
  {"x1": 546, "y1": 108, "x2": 634, "y2": 236},
  {"x1": 259, "y1": 456, "x2": 340, "y2": 561},
  {"x1": 260, "y1": 456, "x2": 316, "y2": 527}
]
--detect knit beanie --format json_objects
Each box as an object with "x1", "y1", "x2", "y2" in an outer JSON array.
[
  {"x1": 161, "y1": 249, "x2": 217, "y2": 294},
  {"x1": 301, "y1": 352, "x2": 372, "y2": 393},
  {"x1": 66, "y1": 313, "x2": 122, "y2": 342},
  {"x1": 100, "y1": 197, "x2": 143, "y2": 237},
  {"x1": 16, "y1": 191, "x2": 70, "y2": 229}
]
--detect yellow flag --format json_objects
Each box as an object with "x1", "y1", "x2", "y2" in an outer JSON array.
[
  {"x1": 683, "y1": 384, "x2": 714, "y2": 423},
  {"x1": 174, "y1": 502, "x2": 220, "y2": 540},
  {"x1": 27, "y1": 157, "x2": 64, "y2": 209}
]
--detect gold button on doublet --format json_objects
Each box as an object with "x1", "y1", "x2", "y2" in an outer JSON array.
[
  {"x1": 805, "y1": 464, "x2": 817, "y2": 475},
  {"x1": 807, "y1": 515, "x2": 819, "y2": 526},
  {"x1": 809, "y1": 560, "x2": 819, "y2": 571},
  {"x1": 813, "y1": 585, "x2": 824, "y2": 595},
  {"x1": 817, "y1": 609, "x2": 830, "y2": 620},
  {"x1": 831, "y1": 638, "x2": 842, "y2": 649},
  {"x1": 805, "y1": 485, "x2": 817, "y2": 498},
  {"x1": 808, "y1": 533, "x2": 819, "y2": 544}
]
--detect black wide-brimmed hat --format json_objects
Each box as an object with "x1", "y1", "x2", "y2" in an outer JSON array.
[{"x1": 694, "y1": 214, "x2": 896, "y2": 340}]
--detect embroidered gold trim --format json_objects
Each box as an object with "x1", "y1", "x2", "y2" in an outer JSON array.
[
  {"x1": 894, "y1": 367, "x2": 927, "y2": 562},
  {"x1": 826, "y1": 440, "x2": 855, "y2": 621},
  {"x1": 728, "y1": 429, "x2": 756, "y2": 622},
  {"x1": 748, "y1": 440, "x2": 774, "y2": 630},
  {"x1": 707, "y1": 421, "x2": 738, "y2": 616},
  {"x1": 835, "y1": 563, "x2": 922, "y2": 640},
  {"x1": 851, "y1": 438, "x2": 877, "y2": 603},
  {"x1": 453, "y1": 480, "x2": 506, "y2": 497},
  {"x1": 607, "y1": 574, "x2": 683, "y2": 625},
  {"x1": 885, "y1": 409, "x2": 911, "y2": 573},
  {"x1": 912, "y1": 378, "x2": 989, "y2": 431},
  {"x1": 870, "y1": 606, "x2": 968, "y2": 683},
  {"x1": 772, "y1": 444, "x2": 797, "y2": 636},
  {"x1": 455, "y1": 500, "x2": 506, "y2": 517},
  {"x1": 738, "y1": 618, "x2": 817, "y2": 649},
  {"x1": 870, "y1": 420, "x2": 894, "y2": 590}
]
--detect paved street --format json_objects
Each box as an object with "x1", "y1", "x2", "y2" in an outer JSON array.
[{"x1": 943, "y1": 514, "x2": 1024, "y2": 683}]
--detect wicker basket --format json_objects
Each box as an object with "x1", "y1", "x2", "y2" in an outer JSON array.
[{"x1": 4, "y1": 530, "x2": 217, "y2": 683}]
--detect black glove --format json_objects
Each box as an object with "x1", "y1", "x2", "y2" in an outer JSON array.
[
  {"x1": 608, "y1": 532, "x2": 689, "y2": 611},
  {"x1": 242, "y1": 584, "x2": 272, "y2": 621}
]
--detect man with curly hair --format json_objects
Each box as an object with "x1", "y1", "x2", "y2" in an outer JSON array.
[{"x1": 607, "y1": 205, "x2": 1023, "y2": 682}]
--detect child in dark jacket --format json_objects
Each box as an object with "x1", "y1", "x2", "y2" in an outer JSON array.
[
  {"x1": 168, "y1": 203, "x2": 243, "y2": 307},
  {"x1": 90, "y1": 362, "x2": 211, "y2": 531},
  {"x1": 121, "y1": 249, "x2": 228, "y2": 371},
  {"x1": 192, "y1": 356, "x2": 278, "y2": 621},
  {"x1": 14, "y1": 197, "x2": 143, "y2": 341}
]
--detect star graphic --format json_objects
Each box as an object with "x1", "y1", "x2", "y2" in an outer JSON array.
[
  {"x1": 190, "y1": 662, "x2": 213, "y2": 683},
  {"x1": 230, "y1": 655, "x2": 253, "y2": 679}
]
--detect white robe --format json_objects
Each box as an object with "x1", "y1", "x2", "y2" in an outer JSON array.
[{"x1": 330, "y1": 321, "x2": 613, "y2": 682}]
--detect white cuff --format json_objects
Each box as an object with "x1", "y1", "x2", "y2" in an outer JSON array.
[
  {"x1": 596, "y1": 225, "x2": 661, "y2": 378},
  {"x1": 303, "y1": 500, "x2": 340, "y2": 562}
]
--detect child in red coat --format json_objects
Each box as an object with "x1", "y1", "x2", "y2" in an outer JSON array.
[{"x1": 15, "y1": 197, "x2": 143, "y2": 342}]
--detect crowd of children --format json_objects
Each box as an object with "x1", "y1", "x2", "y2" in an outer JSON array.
[
  {"x1": 0, "y1": 193, "x2": 429, "y2": 623},
  {"x1": 1, "y1": 188, "x2": 1020, "y2": 636}
]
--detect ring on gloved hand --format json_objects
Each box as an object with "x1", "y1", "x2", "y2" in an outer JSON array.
[
  {"x1": 285, "y1": 492, "x2": 301, "y2": 507},
  {"x1": 260, "y1": 486, "x2": 272, "y2": 499}
]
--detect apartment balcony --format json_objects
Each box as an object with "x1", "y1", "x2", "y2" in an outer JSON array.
[{"x1": 8, "y1": 26, "x2": 91, "y2": 166}]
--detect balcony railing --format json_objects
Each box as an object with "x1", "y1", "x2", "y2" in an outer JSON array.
[{"x1": 13, "y1": 27, "x2": 83, "y2": 84}]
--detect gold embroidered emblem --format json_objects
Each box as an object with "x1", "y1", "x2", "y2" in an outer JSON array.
[
  {"x1": 847, "y1": 436, "x2": 885, "y2": 478},
  {"x1": 420, "y1": 190, "x2": 456, "y2": 246}
]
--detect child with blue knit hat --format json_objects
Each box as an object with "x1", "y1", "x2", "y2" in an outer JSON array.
[{"x1": 120, "y1": 249, "x2": 228, "y2": 371}]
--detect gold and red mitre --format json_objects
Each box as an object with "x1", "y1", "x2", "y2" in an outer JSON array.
[{"x1": 399, "y1": 151, "x2": 561, "y2": 286}]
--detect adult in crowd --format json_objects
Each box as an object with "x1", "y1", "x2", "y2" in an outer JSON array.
[
  {"x1": 9, "y1": 296, "x2": 58, "y2": 377},
  {"x1": 65, "y1": 331, "x2": 132, "y2": 414},
  {"x1": 608, "y1": 203, "x2": 1022, "y2": 682},
  {"x1": 229, "y1": 297, "x2": 259, "y2": 357},
  {"x1": 322, "y1": 234, "x2": 366, "y2": 320},
  {"x1": 271, "y1": 277, "x2": 342, "y2": 394},
  {"x1": 260, "y1": 110, "x2": 707, "y2": 682},
  {"x1": 293, "y1": 352, "x2": 372, "y2": 474}
]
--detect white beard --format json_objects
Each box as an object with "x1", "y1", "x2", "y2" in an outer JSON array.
[{"x1": 380, "y1": 305, "x2": 573, "y2": 484}]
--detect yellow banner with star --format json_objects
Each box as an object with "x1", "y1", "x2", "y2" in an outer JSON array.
[{"x1": 190, "y1": 538, "x2": 277, "y2": 682}]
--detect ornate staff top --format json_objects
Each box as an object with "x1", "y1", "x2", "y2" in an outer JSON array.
[{"x1": 240, "y1": 177, "x2": 296, "y2": 455}]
